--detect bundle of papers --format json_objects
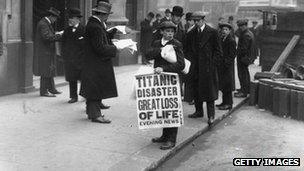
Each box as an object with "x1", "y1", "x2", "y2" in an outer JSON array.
[
  {"x1": 107, "y1": 25, "x2": 127, "y2": 34},
  {"x1": 161, "y1": 44, "x2": 177, "y2": 63},
  {"x1": 113, "y1": 39, "x2": 137, "y2": 54}
]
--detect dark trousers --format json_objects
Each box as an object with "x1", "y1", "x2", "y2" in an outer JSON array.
[
  {"x1": 194, "y1": 100, "x2": 215, "y2": 119},
  {"x1": 69, "y1": 81, "x2": 78, "y2": 99},
  {"x1": 222, "y1": 91, "x2": 233, "y2": 105},
  {"x1": 40, "y1": 76, "x2": 56, "y2": 95},
  {"x1": 237, "y1": 63, "x2": 250, "y2": 94},
  {"x1": 86, "y1": 99, "x2": 102, "y2": 119},
  {"x1": 161, "y1": 127, "x2": 178, "y2": 143}
]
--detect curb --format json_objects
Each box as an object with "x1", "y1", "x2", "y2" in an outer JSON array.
[{"x1": 145, "y1": 97, "x2": 249, "y2": 171}]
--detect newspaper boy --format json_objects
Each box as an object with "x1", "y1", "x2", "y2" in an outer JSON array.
[{"x1": 145, "y1": 21, "x2": 185, "y2": 150}]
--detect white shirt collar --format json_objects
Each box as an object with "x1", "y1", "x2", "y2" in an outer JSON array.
[
  {"x1": 187, "y1": 24, "x2": 195, "y2": 33},
  {"x1": 92, "y1": 15, "x2": 107, "y2": 29},
  {"x1": 200, "y1": 24, "x2": 206, "y2": 32},
  {"x1": 161, "y1": 38, "x2": 169, "y2": 46},
  {"x1": 45, "y1": 17, "x2": 51, "y2": 24},
  {"x1": 92, "y1": 15, "x2": 102, "y2": 23},
  {"x1": 74, "y1": 23, "x2": 79, "y2": 28}
]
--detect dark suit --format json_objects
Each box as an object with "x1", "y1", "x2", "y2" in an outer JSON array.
[
  {"x1": 185, "y1": 25, "x2": 222, "y2": 117},
  {"x1": 80, "y1": 16, "x2": 118, "y2": 119},
  {"x1": 146, "y1": 39, "x2": 185, "y2": 143},
  {"x1": 218, "y1": 35, "x2": 236, "y2": 105},
  {"x1": 183, "y1": 25, "x2": 196, "y2": 102},
  {"x1": 140, "y1": 19, "x2": 154, "y2": 63},
  {"x1": 237, "y1": 29, "x2": 254, "y2": 95},
  {"x1": 62, "y1": 24, "x2": 85, "y2": 99},
  {"x1": 33, "y1": 17, "x2": 61, "y2": 95}
]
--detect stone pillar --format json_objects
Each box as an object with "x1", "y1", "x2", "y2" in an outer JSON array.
[
  {"x1": 108, "y1": 0, "x2": 129, "y2": 26},
  {"x1": 19, "y1": 0, "x2": 34, "y2": 93}
]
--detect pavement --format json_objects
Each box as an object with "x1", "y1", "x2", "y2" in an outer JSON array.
[
  {"x1": 0, "y1": 63, "x2": 260, "y2": 171},
  {"x1": 157, "y1": 105, "x2": 304, "y2": 171}
]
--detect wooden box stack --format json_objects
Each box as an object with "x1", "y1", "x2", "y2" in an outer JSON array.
[{"x1": 252, "y1": 78, "x2": 304, "y2": 122}]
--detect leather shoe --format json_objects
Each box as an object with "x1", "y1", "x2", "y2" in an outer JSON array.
[
  {"x1": 49, "y1": 90, "x2": 62, "y2": 94},
  {"x1": 151, "y1": 137, "x2": 167, "y2": 143},
  {"x1": 160, "y1": 141, "x2": 175, "y2": 150},
  {"x1": 91, "y1": 117, "x2": 111, "y2": 124},
  {"x1": 216, "y1": 103, "x2": 224, "y2": 107},
  {"x1": 218, "y1": 104, "x2": 232, "y2": 110},
  {"x1": 40, "y1": 93, "x2": 56, "y2": 97},
  {"x1": 208, "y1": 117, "x2": 215, "y2": 125},
  {"x1": 234, "y1": 92, "x2": 247, "y2": 98},
  {"x1": 100, "y1": 103, "x2": 110, "y2": 109},
  {"x1": 68, "y1": 98, "x2": 78, "y2": 103},
  {"x1": 188, "y1": 111, "x2": 204, "y2": 118}
]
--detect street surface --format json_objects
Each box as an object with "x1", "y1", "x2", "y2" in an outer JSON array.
[
  {"x1": 0, "y1": 63, "x2": 259, "y2": 170},
  {"x1": 157, "y1": 105, "x2": 304, "y2": 171}
]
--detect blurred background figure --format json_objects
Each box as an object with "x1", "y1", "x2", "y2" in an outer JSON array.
[
  {"x1": 217, "y1": 23, "x2": 236, "y2": 111},
  {"x1": 184, "y1": 12, "x2": 195, "y2": 33},
  {"x1": 160, "y1": 8, "x2": 171, "y2": 23},
  {"x1": 140, "y1": 12, "x2": 155, "y2": 65},
  {"x1": 153, "y1": 13, "x2": 162, "y2": 34},
  {"x1": 33, "y1": 7, "x2": 63, "y2": 97},
  {"x1": 61, "y1": 8, "x2": 85, "y2": 103},
  {"x1": 249, "y1": 20, "x2": 262, "y2": 63}
]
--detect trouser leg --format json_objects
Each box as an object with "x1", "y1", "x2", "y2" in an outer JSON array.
[
  {"x1": 69, "y1": 81, "x2": 78, "y2": 99},
  {"x1": 244, "y1": 66, "x2": 251, "y2": 94},
  {"x1": 162, "y1": 127, "x2": 178, "y2": 143},
  {"x1": 47, "y1": 77, "x2": 56, "y2": 92},
  {"x1": 207, "y1": 101, "x2": 215, "y2": 119},
  {"x1": 86, "y1": 99, "x2": 102, "y2": 119},
  {"x1": 223, "y1": 91, "x2": 233, "y2": 105},
  {"x1": 40, "y1": 77, "x2": 48, "y2": 95}
]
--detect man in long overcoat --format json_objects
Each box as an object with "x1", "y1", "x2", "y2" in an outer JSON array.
[
  {"x1": 33, "y1": 7, "x2": 62, "y2": 97},
  {"x1": 140, "y1": 12, "x2": 155, "y2": 64},
  {"x1": 80, "y1": 1, "x2": 120, "y2": 123},
  {"x1": 186, "y1": 12, "x2": 222, "y2": 125},
  {"x1": 217, "y1": 23, "x2": 236, "y2": 110},
  {"x1": 234, "y1": 19, "x2": 254, "y2": 98},
  {"x1": 62, "y1": 8, "x2": 85, "y2": 103}
]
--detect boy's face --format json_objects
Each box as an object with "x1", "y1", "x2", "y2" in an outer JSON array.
[
  {"x1": 187, "y1": 19, "x2": 194, "y2": 26},
  {"x1": 161, "y1": 28, "x2": 175, "y2": 40},
  {"x1": 221, "y1": 27, "x2": 230, "y2": 37},
  {"x1": 68, "y1": 17, "x2": 80, "y2": 26}
]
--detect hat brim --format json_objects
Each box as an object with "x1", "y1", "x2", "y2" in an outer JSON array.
[
  {"x1": 68, "y1": 14, "x2": 83, "y2": 18},
  {"x1": 219, "y1": 24, "x2": 232, "y2": 29},
  {"x1": 92, "y1": 8, "x2": 113, "y2": 14},
  {"x1": 171, "y1": 12, "x2": 184, "y2": 17},
  {"x1": 191, "y1": 16, "x2": 205, "y2": 20},
  {"x1": 47, "y1": 10, "x2": 60, "y2": 17}
]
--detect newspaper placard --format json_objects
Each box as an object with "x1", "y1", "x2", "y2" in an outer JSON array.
[{"x1": 135, "y1": 73, "x2": 183, "y2": 129}]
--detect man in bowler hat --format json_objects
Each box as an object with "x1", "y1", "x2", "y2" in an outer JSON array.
[
  {"x1": 80, "y1": 1, "x2": 121, "y2": 123},
  {"x1": 160, "y1": 8, "x2": 171, "y2": 23},
  {"x1": 62, "y1": 8, "x2": 85, "y2": 103},
  {"x1": 33, "y1": 7, "x2": 63, "y2": 97},
  {"x1": 185, "y1": 11, "x2": 222, "y2": 125}
]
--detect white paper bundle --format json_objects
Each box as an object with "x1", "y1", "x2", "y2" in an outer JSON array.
[
  {"x1": 182, "y1": 58, "x2": 191, "y2": 74},
  {"x1": 112, "y1": 39, "x2": 137, "y2": 54},
  {"x1": 161, "y1": 45, "x2": 177, "y2": 63}
]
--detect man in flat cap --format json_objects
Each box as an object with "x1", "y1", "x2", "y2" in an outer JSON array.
[
  {"x1": 140, "y1": 12, "x2": 155, "y2": 65},
  {"x1": 249, "y1": 20, "x2": 261, "y2": 63},
  {"x1": 234, "y1": 19, "x2": 254, "y2": 98},
  {"x1": 146, "y1": 21, "x2": 185, "y2": 150},
  {"x1": 185, "y1": 11, "x2": 222, "y2": 125},
  {"x1": 217, "y1": 23, "x2": 236, "y2": 110},
  {"x1": 33, "y1": 7, "x2": 63, "y2": 97},
  {"x1": 183, "y1": 12, "x2": 196, "y2": 105},
  {"x1": 61, "y1": 8, "x2": 85, "y2": 103},
  {"x1": 80, "y1": 1, "x2": 121, "y2": 123}
]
